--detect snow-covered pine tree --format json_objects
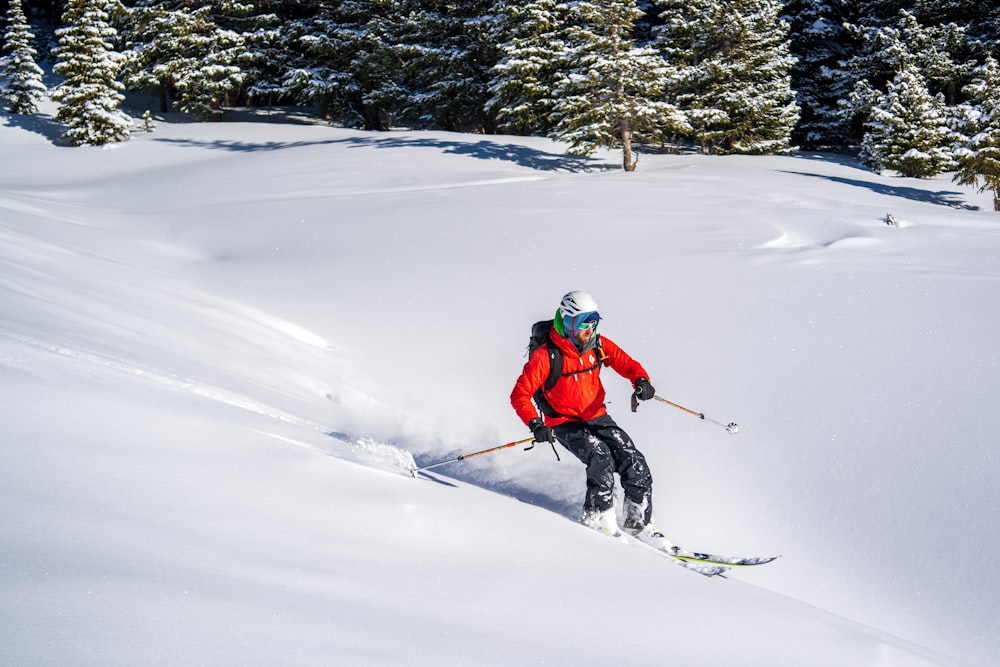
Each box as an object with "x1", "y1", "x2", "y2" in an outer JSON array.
[
  {"x1": 548, "y1": 0, "x2": 687, "y2": 170},
  {"x1": 280, "y1": 0, "x2": 406, "y2": 130},
  {"x1": 783, "y1": 0, "x2": 857, "y2": 148},
  {"x1": 953, "y1": 56, "x2": 1000, "y2": 211},
  {"x1": 488, "y1": 0, "x2": 567, "y2": 136},
  {"x1": 840, "y1": 9, "x2": 982, "y2": 145},
  {"x1": 221, "y1": 0, "x2": 282, "y2": 108},
  {"x1": 651, "y1": 0, "x2": 799, "y2": 154},
  {"x1": 278, "y1": 12, "x2": 355, "y2": 121},
  {"x1": 52, "y1": 0, "x2": 131, "y2": 145},
  {"x1": 860, "y1": 64, "x2": 954, "y2": 177},
  {"x1": 854, "y1": 0, "x2": 1000, "y2": 45},
  {"x1": 387, "y1": 0, "x2": 499, "y2": 132},
  {"x1": 2, "y1": 0, "x2": 48, "y2": 114},
  {"x1": 649, "y1": 0, "x2": 726, "y2": 150},
  {"x1": 849, "y1": 10, "x2": 975, "y2": 105},
  {"x1": 121, "y1": 0, "x2": 254, "y2": 120}
]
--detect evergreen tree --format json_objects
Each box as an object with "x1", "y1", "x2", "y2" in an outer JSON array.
[
  {"x1": 2, "y1": 0, "x2": 47, "y2": 114},
  {"x1": 860, "y1": 64, "x2": 954, "y2": 178},
  {"x1": 650, "y1": 0, "x2": 725, "y2": 150},
  {"x1": 488, "y1": 0, "x2": 566, "y2": 135},
  {"x1": 953, "y1": 57, "x2": 1000, "y2": 211},
  {"x1": 121, "y1": 1, "x2": 266, "y2": 120},
  {"x1": 783, "y1": 0, "x2": 857, "y2": 148},
  {"x1": 280, "y1": 0, "x2": 404, "y2": 130},
  {"x1": 387, "y1": 0, "x2": 499, "y2": 132},
  {"x1": 840, "y1": 8, "x2": 983, "y2": 144},
  {"x1": 652, "y1": 0, "x2": 799, "y2": 154},
  {"x1": 278, "y1": 13, "x2": 351, "y2": 119},
  {"x1": 548, "y1": 0, "x2": 687, "y2": 170},
  {"x1": 855, "y1": 0, "x2": 1000, "y2": 44},
  {"x1": 52, "y1": 0, "x2": 131, "y2": 145},
  {"x1": 849, "y1": 10, "x2": 976, "y2": 105},
  {"x1": 223, "y1": 0, "x2": 283, "y2": 107}
]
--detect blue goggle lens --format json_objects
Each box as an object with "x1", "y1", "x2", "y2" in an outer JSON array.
[{"x1": 565, "y1": 312, "x2": 600, "y2": 334}]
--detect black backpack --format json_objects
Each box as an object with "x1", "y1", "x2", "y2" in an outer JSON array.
[{"x1": 527, "y1": 319, "x2": 604, "y2": 418}]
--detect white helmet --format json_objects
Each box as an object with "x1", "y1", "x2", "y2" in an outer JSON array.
[
  {"x1": 559, "y1": 291, "x2": 602, "y2": 341},
  {"x1": 559, "y1": 290, "x2": 599, "y2": 318}
]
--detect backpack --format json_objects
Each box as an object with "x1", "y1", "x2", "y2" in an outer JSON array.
[{"x1": 527, "y1": 319, "x2": 605, "y2": 418}]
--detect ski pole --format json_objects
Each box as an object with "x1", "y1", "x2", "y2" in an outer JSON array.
[
  {"x1": 411, "y1": 437, "x2": 537, "y2": 477},
  {"x1": 633, "y1": 393, "x2": 740, "y2": 434}
]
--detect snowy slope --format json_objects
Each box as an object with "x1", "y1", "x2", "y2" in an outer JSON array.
[{"x1": 2, "y1": 108, "x2": 998, "y2": 666}]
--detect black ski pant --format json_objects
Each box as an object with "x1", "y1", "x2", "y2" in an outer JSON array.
[{"x1": 553, "y1": 414, "x2": 653, "y2": 529}]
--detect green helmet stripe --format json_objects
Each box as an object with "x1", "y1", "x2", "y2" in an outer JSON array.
[{"x1": 553, "y1": 309, "x2": 566, "y2": 337}]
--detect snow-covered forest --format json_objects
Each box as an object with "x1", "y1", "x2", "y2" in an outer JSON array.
[{"x1": 3, "y1": 0, "x2": 1000, "y2": 191}]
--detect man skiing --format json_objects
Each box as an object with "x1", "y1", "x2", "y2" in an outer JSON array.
[{"x1": 510, "y1": 291, "x2": 670, "y2": 549}]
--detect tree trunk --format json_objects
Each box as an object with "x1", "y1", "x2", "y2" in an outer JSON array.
[
  {"x1": 620, "y1": 116, "x2": 637, "y2": 172},
  {"x1": 994, "y1": 188, "x2": 999, "y2": 212}
]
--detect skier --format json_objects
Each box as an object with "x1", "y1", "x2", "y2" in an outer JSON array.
[{"x1": 510, "y1": 290, "x2": 671, "y2": 549}]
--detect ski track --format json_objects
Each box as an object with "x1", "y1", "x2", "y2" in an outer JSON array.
[
  {"x1": 0, "y1": 326, "x2": 323, "y2": 428},
  {"x1": 0, "y1": 326, "x2": 413, "y2": 474}
]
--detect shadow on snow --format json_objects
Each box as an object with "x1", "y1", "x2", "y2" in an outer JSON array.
[
  {"x1": 1, "y1": 110, "x2": 66, "y2": 144},
  {"x1": 151, "y1": 134, "x2": 611, "y2": 173},
  {"x1": 783, "y1": 170, "x2": 978, "y2": 210},
  {"x1": 411, "y1": 449, "x2": 582, "y2": 521}
]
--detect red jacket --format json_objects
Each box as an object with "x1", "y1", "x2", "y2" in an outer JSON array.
[{"x1": 511, "y1": 327, "x2": 650, "y2": 427}]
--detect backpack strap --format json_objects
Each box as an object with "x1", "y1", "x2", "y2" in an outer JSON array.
[
  {"x1": 534, "y1": 343, "x2": 563, "y2": 419},
  {"x1": 542, "y1": 345, "x2": 563, "y2": 390}
]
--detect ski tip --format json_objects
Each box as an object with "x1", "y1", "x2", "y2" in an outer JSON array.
[
  {"x1": 739, "y1": 554, "x2": 781, "y2": 565},
  {"x1": 751, "y1": 554, "x2": 782, "y2": 565}
]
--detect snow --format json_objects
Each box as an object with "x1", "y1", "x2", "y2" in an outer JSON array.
[{"x1": 2, "y1": 103, "x2": 998, "y2": 666}]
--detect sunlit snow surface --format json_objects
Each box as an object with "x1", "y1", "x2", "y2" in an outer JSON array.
[{"x1": 2, "y1": 104, "x2": 998, "y2": 666}]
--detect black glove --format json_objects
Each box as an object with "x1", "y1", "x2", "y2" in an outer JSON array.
[
  {"x1": 529, "y1": 418, "x2": 554, "y2": 443},
  {"x1": 634, "y1": 378, "x2": 655, "y2": 401}
]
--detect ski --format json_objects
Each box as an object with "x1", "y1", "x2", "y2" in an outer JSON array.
[
  {"x1": 625, "y1": 529, "x2": 780, "y2": 569},
  {"x1": 665, "y1": 547, "x2": 781, "y2": 568},
  {"x1": 592, "y1": 526, "x2": 779, "y2": 576}
]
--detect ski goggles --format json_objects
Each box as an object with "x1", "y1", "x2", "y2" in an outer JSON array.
[{"x1": 565, "y1": 311, "x2": 601, "y2": 334}]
